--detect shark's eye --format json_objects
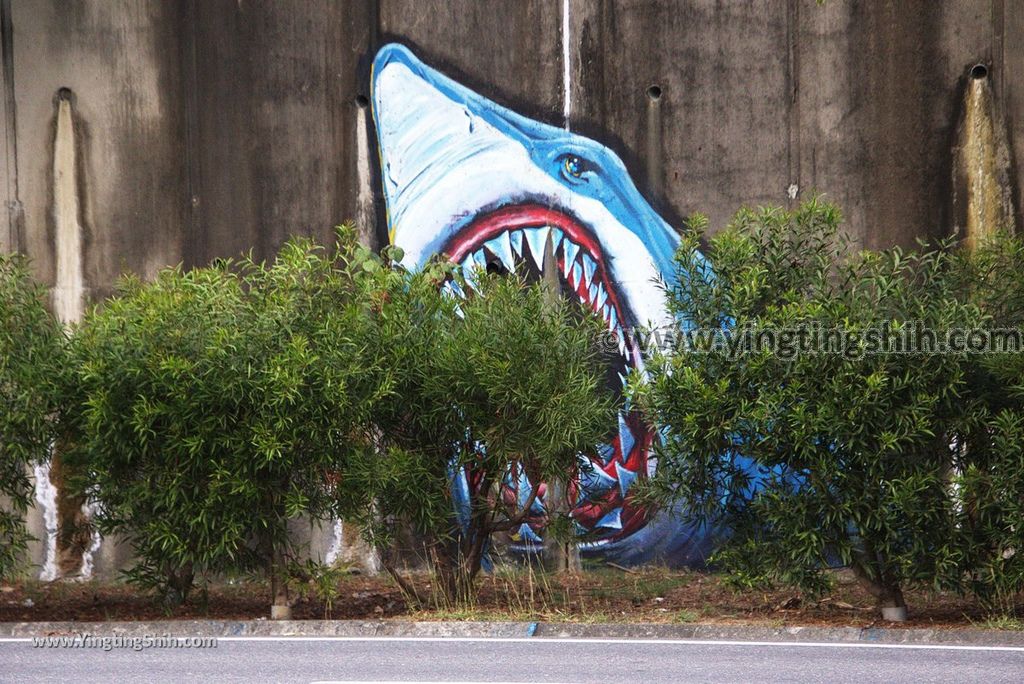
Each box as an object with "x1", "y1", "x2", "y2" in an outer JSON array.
[{"x1": 561, "y1": 154, "x2": 590, "y2": 181}]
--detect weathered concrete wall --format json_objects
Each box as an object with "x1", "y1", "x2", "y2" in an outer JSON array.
[
  {"x1": 10, "y1": 0, "x2": 187, "y2": 298},
  {"x1": 184, "y1": 0, "x2": 375, "y2": 265},
  {"x1": 3, "y1": 0, "x2": 1020, "y2": 276},
  {"x1": 1, "y1": 0, "x2": 1021, "y2": 577},
  {"x1": 571, "y1": 0, "x2": 1017, "y2": 249}
]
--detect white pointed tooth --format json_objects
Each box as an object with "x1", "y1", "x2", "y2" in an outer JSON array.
[
  {"x1": 449, "y1": 279, "x2": 466, "y2": 298},
  {"x1": 601, "y1": 304, "x2": 610, "y2": 323},
  {"x1": 485, "y1": 233, "x2": 516, "y2": 271},
  {"x1": 646, "y1": 456, "x2": 657, "y2": 477},
  {"x1": 550, "y1": 228, "x2": 564, "y2": 253},
  {"x1": 523, "y1": 226, "x2": 550, "y2": 270},
  {"x1": 569, "y1": 261, "x2": 582, "y2": 289},
  {"x1": 562, "y1": 240, "x2": 580, "y2": 277},
  {"x1": 509, "y1": 230, "x2": 524, "y2": 257},
  {"x1": 472, "y1": 249, "x2": 488, "y2": 270},
  {"x1": 608, "y1": 307, "x2": 618, "y2": 331},
  {"x1": 581, "y1": 253, "x2": 597, "y2": 288},
  {"x1": 595, "y1": 283, "x2": 607, "y2": 310},
  {"x1": 588, "y1": 283, "x2": 598, "y2": 303},
  {"x1": 618, "y1": 335, "x2": 628, "y2": 357},
  {"x1": 462, "y1": 261, "x2": 480, "y2": 291}
]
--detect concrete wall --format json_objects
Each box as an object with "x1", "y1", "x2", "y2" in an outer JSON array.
[
  {"x1": 2, "y1": 0, "x2": 1021, "y2": 577},
  {"x1": 570, "y1": 0, "x2": 1020, "y2": 249},
  {"x1": 4, "y1": 1, "x2": 1019, "y2": 271}
]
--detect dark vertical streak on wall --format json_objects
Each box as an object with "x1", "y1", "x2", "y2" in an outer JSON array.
[
  {"x1": 189, "y1": 2, "x2": 254, "y2": 264},
  {"x1": 799, "y1": 0, "x2": 993, "y2": 250},
  {"x1": 645, "y1": 90, "x2": 662, "y2": 200},
  {"x1": 785, "y1": 0, "x2": 801, "y2": 208},
  {"x1": 12, "y1": 1, "x2": 189, "y2": 297},
  {"x1": 379, "y1": 0, "x2": 563, "y2": 124},
  {"x1": 1000, "y1": 0, "x2": 1022, "y2": 231},
  {"x1": 576, "y1": 0, "x2": 791, "y2": 232},
  {"x1": 992, "y1": 0, "x2": 1004, "y2": 114},
  {"x1": 179, "y1": 0, "x2": 202, "y2": 268},
  {"x1": 576, "y1": 0, "x2": 608, "y2": 132},
  {"x1": 1, "y1": 0, "x2": 20, "y2": 252}
]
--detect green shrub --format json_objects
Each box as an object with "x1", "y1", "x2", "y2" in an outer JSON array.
[
  {"x1": 0, "y1": 254, "x2": 66, "y2": 579},
  {"x1": 952, "y1": 234, "x2": 1024, "y2": 614},
  {"x1": 65, "y1": 230, "x2": 385, "y2": 614},
  {"x1": 631, "y1": 199, "x2": 982, "y2": 619},
  {"x1": 353, "y1": 269, "x2": 617, "y2": 603}
]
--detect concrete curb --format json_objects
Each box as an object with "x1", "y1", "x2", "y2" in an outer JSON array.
[{"x1": 2, "y1": 619, "x2": 1023, "y2": 646}]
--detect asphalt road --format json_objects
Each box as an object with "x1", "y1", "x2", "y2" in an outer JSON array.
[{"x1": 2, "y1": 636, "x2": 1023, "y2": 683}]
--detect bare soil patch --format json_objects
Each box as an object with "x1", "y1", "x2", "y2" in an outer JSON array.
[{"x1": 1, "y1": 567, "x2": 1019, "y2": 630}]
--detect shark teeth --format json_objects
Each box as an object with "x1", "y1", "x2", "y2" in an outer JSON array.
[
  {"x1": 461, "y1": 261, "x2": 479, "y2": 292},
  {"x1": 581, "y1": 253, "x2": 597, "y2": 288},
  {"x1": 561, "y1": 240, "x2": 580, "y2": 278},
  {"x1": 472, "y1": 249, "x2": 487, "y2": 270},
  {"x1": 455, "y1": 224, "x2": 633, "y2": 365},
  {"x1": 522, "y1": 226, "x2": 550, "y2": 270},
  {"x1": 569, "y1": 261, "x2": 582, "y2": 289},
  {"x1": 441, "y1": 281, "x2": 465, "y2": 317},
  {"x1": 485, "y1": 233, "x2": 516, "y2": 272},
  {"x1": 509, "y1": 230, "x2": 524, "y2": 257}
]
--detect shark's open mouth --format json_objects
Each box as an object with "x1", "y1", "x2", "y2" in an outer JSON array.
[
  {"x1": 443, "y1": 203, "x2": 656, "y2": 548},
  {"x1": 446, "y1": 204, "x2": 637, "y2": 364}
]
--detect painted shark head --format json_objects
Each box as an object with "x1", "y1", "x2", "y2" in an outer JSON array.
[{"x1": 371, "y1": 44, "x2": 703, "y2": 551}]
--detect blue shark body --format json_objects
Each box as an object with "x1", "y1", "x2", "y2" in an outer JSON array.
[{"x1": 371, "y1": 43, "x2": 717, "y2": 564}]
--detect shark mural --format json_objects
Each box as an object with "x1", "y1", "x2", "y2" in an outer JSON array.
[{"x1": 371, "y1": 43, "x2": 715, "y2": 564}]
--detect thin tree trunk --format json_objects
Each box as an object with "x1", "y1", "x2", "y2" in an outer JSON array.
[
  {"x1": 269, "y1": 540, "x2": 291, "y2": 620},
  {"x1": 851, "y1": 552, "x2": 907, "y2": 621},
  {"x1": 538, "y1": 238, "x2": 582, "y2": 574},
  {"x1": 379, "y1": 542, "x2": 423, "y2": 607},
  {"x1": 164, "y1": 562, "x2": 194, "y2": 607},
  {"x1": 542, "y1": 478, "x2": 581, "y2": 574}
]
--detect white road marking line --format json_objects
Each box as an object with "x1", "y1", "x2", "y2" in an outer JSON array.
[{"x1": 3, "y1": 635, "x2": 1022, "y2": 652}]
